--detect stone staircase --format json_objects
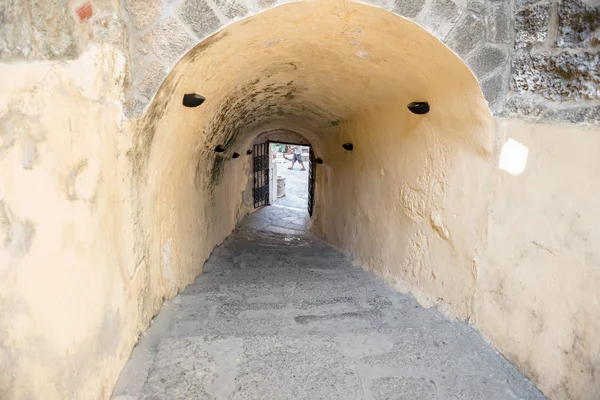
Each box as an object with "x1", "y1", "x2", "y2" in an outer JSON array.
[{"x1": 113, "y1": 224, "x2": 545, "y2": 399}]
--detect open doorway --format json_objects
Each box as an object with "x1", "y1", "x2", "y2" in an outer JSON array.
[
  {"x1": 249, "y1": 141, "x2": 315, "y2": 234},
  {"x1": 272, "y1": 142, "x2": 309, "y2": 209}
]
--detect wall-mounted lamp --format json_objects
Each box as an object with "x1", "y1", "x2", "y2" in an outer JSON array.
[
  {"x1": 182, "y1": 93, "x2": 206, "y2": 107},
  {"x1": 407, "y1": 101, "x2": 429, "y2": 114},
  {"x1": 246, "y1": 149, "x2": 253, "y2": 155},
  {"x1": 214, "y1": 145, "x2": 225, "y2": 152},
  {"x1": 342, "y1": 143, "x2": 354, "y2": 151},
  {"x1": 315, "y1": 158, "x2": 323, "y2": 164},
  {"x1": 232, "y1": 152, "x2": 240, "y2": 159}
]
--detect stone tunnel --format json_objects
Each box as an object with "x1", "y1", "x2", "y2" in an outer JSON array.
[{"x1": 0, "y1": 0, "x2": 599, "y2": 399}]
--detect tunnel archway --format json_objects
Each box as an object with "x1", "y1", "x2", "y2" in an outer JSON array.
[
  {"x1": 2, "y1": 0, "x2": 599, "y2": 397},
  {"x1": 131, "y1": 0, "x2": 494, "y2": 320}
]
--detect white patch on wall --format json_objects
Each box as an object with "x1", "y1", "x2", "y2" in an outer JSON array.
[{"x1": 499, "y1": 138, "x2": 529, "y2": 176}]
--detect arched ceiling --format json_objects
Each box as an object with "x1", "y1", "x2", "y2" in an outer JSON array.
[{"x1": 138, "y1": 0, "x2": 490, "y2": 164}]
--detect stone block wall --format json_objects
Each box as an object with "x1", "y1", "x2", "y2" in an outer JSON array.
[
  {"x1": 506, "y1": 0, "x2": 599, "y2": 124},
  {"x1": 123, "y1": 0, "x2": 598, "y2": 124},
  {"x1": 1, "y1": 0, "x2": 598, "y2": 398},
  {"x1": 4, "y1": 0, "x2": 594, "y2": 123},
  {"x1": 123, "y1": 0, "x2": 516, "y2": 116}
]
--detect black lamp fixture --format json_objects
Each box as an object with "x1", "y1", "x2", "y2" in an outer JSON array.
[
  {"x1": 407, "y1": 101, "x2": 430, "y2": 115},
  {"x1": 342, "y1": 143, "x2": 354, "y2": 151},
  {"x1": 182, "y1": 93, "x2": 206, "y2": 107},
  {"x1": 214, "y1": 145, "x2": 225, "y2": 153},
  {"x1": 232, "y1": 152, "x2": 240, "y2": 159},
  {"x1": 315, "y1": 158, "x2": 323, "y2": 164},
  {"x1": 246, "y1": 149, "x2": 253, "y2": 155}
]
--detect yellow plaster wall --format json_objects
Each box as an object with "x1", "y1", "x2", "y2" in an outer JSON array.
[
  {"x1": 1, "y1": 1, "x2": 598, "y2": 399},
  {"x1": 475, "y1": 120, "x2": 600, "y2": 400},
  {"x1": 0, "y1": 44, "x2": 139, "y2": 399}
]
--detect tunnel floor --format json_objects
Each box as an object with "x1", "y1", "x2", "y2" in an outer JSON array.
[{"x1": 112, "y1": 207, "x2": 545, "y2": 400}]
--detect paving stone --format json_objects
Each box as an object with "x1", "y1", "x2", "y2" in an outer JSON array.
[
  {"x1": 111, "y1": 346, "x2": 155, "y2": 396},
  {"x1": 171, "y1": 316, "x2": 286, "y2": 337},
  {"x1": 511, "y1": 51, "x2": 600, "y2": 101},
  {"x1": 439, "y1": 374, "x2": 546, "y2": 400},
  {"x1": 113, "y1": 206, "x2": 545, "y2": 399},
  {"x1": 556, "y1": 0, "x2": 600, "y2": 48},
  {"x1": 125, "y1": 0, "x2": 162, "y2": 30},
  {"x1": 392, "y1": 0, "x2": 426, "y2": 19},
  {"x1": 467, "y1": 45, "x2": 508, "y2": 78},
  {"x1": 370, "y1": 376, "x2": 437, "y2": 400},
  {"x1": 420, "y1": 0, "x2": 462, "y2": 40},
  {"x1": 178, "y1": 0, "x2": 222, "y2": 40},
  {"x1": 142, "y1": 17, "x2": 196, "y2": 66},
  {"x1": 486, "y1": 1, "x2": 512, "y2": 44},
  {"x1": 447, "y1": 13, "x2": 485, "y2": 57},
  {"x1": 232, "y1": 335, "x2": 363, "y2": 400},
  {"x1": 515, "y1": 3, "x2": 551, "y2": 49},
  {"x1": 141, "y1": 337, "x2": 242, "y2": 399},
  {"x1": 360, "y1": 322, "x2": 499, "y2": 375},
  {"x1": 337, "y1": 332, "x2": 394, "y2": 358}
]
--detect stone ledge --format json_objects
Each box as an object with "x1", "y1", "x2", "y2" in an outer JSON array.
[{"x1": 504, "y1": 96, "x2": 600, "y2": 124}]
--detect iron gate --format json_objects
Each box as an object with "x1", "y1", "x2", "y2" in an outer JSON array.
[
  {"x1": 308, "y1": 146, "x2": 316, "y2": 216},
  {"x1": 253, "y1": 142, "x2": 270, "y2": 208}
]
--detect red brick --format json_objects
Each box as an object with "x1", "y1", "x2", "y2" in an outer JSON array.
[{"x1": 76, "y1": 2, "x2": 93, "y2": 22}]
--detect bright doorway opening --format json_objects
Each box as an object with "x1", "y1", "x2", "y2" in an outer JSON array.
[
  {"x1": 271, "y1": 142, "x2": 309, "y2": 210},
  {"x1": 249, "y1": 141, "x2": 315, "y2": 235}
]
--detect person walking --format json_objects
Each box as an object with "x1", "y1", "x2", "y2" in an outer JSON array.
[{"x1": 288, "y1": 146, "x2": 306, "y2": 171}]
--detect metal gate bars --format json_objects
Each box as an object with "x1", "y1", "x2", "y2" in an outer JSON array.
[
  {"x1": 308, "y1": 147, "x2": 316, "y2": 216},
  {"x1": 253, "y1": 142, "x2": 270, "y2": 208}
]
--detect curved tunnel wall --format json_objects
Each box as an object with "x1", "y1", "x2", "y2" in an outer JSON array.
[
  {"x1": 133, "y1": 2, "x2": 599, "y2": 399},
  {"x1": 0, "y1": 0, "x2": 599, "y2": 399},
  {"x1": 133, "y1": 0, "x2": 495, "y2": 316}
]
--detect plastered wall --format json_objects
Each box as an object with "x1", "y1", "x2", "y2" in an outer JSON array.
[
  {"x1": 313, "y1": 100, "x2": 494, "y2": 319},
  {"x1": 476, "y1": 120, "x2": 600, "y2": 399},
  {"x1": 0, "y1": 0, "x2": 599, "y2": 399},
  {"x1": 312, "y1": 106, "x2": 600, "y2": 399},
  {"x1": 0, "y1": 44, "x2": 137, "y2": 399}
]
